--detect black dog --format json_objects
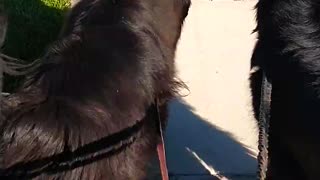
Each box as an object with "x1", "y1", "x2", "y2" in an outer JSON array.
[
  {"x1": 251, "y1": 0, "x2": 320, "y2": 179},
  {"x1": 0, "y1": 0, "x2": 190, "y2": 179}
]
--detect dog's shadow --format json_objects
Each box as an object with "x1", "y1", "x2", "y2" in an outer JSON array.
[{"x1": 164, "y1": 99, "x2": 257, "y2": 179}]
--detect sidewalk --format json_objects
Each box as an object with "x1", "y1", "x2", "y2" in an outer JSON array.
[{"x1": 164, "y1": 0, "x2": 258, "y2": 179}]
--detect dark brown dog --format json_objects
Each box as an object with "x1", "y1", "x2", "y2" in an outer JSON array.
[{"x1": 0, "y1": 0, "x2": 190, "y2": 179}]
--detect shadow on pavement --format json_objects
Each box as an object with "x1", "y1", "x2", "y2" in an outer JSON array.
[{"x1": 165, "y1": 98, "x2": 257, "y2": 179}]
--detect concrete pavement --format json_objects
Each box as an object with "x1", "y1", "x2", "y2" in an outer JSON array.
[{"x1": 164, "y1": 0, "x2": 258, "y2": 179}]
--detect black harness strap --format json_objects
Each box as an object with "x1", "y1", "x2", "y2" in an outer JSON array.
[
  {"x1": 257, "y1": 71, "x2": 272, "y2": 180},
  {"x1": 0, "y1": 120, "x2": 144, "y2": 179}
]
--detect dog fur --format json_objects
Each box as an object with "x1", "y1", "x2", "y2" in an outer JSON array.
[
  {"x1": 0, "y1": 0, "x2": 190, "y2": 179},
  {"x1": 251, "y1": 0, "x2": 320, "y2": 179}
]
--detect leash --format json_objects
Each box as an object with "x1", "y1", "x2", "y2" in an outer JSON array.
[
  {"x1": 155, "y1": 98, "x2": 169, "y2": 180},
  {"x1": 257, "y1": 71, "x2": 272, "y2": 180}
]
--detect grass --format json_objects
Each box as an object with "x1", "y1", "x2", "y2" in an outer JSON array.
[{"x1": 1, "y1": 0, "x2": 70, "y2": 91}]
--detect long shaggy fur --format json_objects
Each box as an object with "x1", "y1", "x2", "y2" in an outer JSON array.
[
  {"x1": 251, "y1": 0, "x2": 320, "y2": 179},
  {"x1": 0, "y1": 0, "x2": 190, "y2": 179}
]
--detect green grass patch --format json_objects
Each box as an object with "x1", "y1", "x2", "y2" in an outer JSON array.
[{"x1": 1, "y1": 0, "x2": 70, "y2": 91}]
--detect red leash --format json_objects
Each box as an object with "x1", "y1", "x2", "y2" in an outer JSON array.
[
  {"x1": 157, "y1": 137, "x2": 169, "y2": 180},
  {"x1": 155, "y1": 99, "x2": 169, "y2": 180}
]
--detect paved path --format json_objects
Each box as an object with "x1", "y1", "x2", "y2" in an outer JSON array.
[{"x1": 164, "y1": 0, "x2": 258, "y2": 179}]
